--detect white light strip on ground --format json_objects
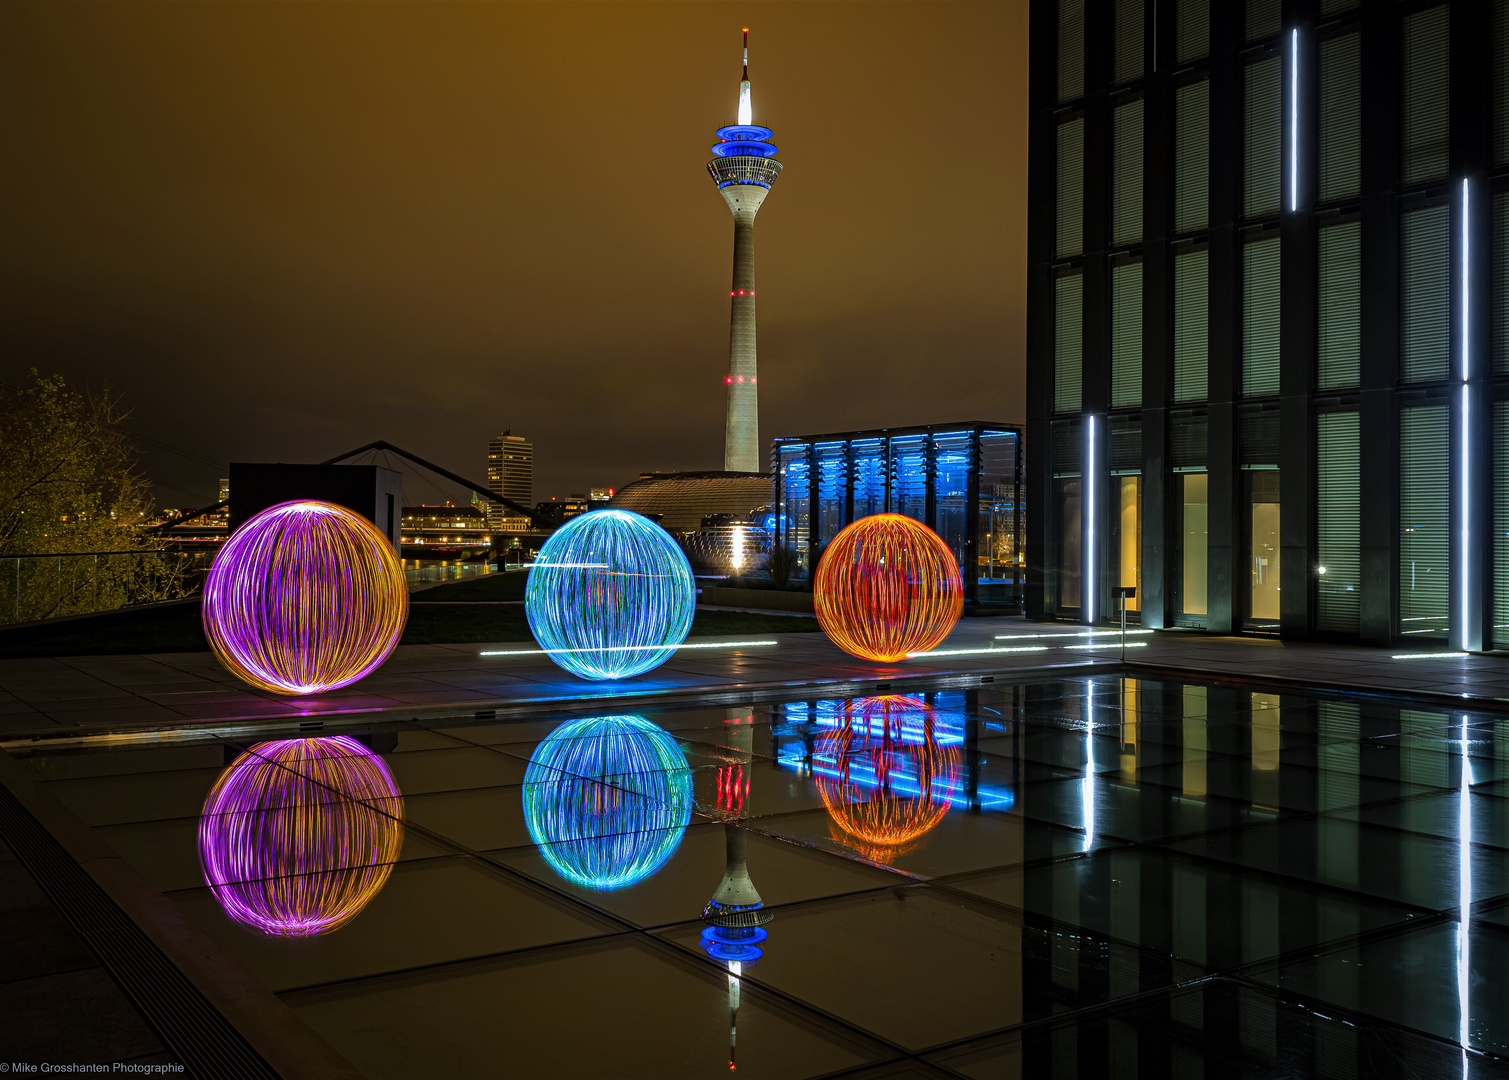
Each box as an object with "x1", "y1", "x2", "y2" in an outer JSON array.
[
  {"x1": 1063, "y1": 642, "x2": 1149, "y2": 650},
  {"x1": 995, "y1": 629, "x2": 1154, "y2": 640},
  {"x1": 1087, "y1": 416, "x2": 1097, "y2": 625},
  {"x1": 907, "y1": 646, "x2": 1051, "y2": 658},
  {"x1": 1391, "y1": 652, "x2": 1469, "y2": 660},
  {"x1": 1289, "y1": 29, "x2": 1299, "y2": 212},
  {"x1": 480, "y1": 640, "x2": 777, "y2": 657}
]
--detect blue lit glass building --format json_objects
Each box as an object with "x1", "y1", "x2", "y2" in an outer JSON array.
[{"x1": 770, "y1": 422, "x2": 1024, "y2": 610}]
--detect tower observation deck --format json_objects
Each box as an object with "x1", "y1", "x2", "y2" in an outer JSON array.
[{"x1": 708, "y1": 29, "x2": 782, "y2": 474}]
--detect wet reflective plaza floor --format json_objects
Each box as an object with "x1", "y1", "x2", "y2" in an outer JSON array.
[{"x1": 8, "y1": 674, "x2": 1507, "y2": 1078}]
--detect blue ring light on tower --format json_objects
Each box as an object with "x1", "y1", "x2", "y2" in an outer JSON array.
[{"x1": 711, "y1": 126, "x2": 779, "y2": 163}]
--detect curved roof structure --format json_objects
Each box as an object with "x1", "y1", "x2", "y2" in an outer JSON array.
[{"x1": 606, "y1": 472, "x2": 771, "y2": 534}]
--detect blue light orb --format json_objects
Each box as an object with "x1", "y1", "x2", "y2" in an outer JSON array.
[
  {"x1": 525, "y1": 509, "x2": 695, "y2": 681},
  {"x1": 522, "y1": 715, "x2": 693, "y2": 890}
]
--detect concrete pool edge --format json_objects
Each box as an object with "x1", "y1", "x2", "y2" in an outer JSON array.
[{"x1": 0, "y1": 748, "x2": 365, "y2": 1080}]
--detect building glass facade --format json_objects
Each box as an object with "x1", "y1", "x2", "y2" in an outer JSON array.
[
  {"x1": 771, "y1": 423, "x2": 1024, "y2": 610},
  {"x1": 1029, "y1": 0, "x2": 1509, "y2": 650}
]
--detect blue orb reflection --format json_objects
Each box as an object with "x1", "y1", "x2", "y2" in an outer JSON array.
[{"x1": 522, "y1": 715, "x2": 692, "y2": 889}]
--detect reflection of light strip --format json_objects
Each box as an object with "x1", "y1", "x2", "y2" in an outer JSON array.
[
  {"x1": 1087, "y1": 415, "x2": 1097, "y2": 624},
  {"x1": 1460, "y1": 178, "x2": 1472, "y2": 652},
  {"x1": 1064, "y1": 641, "x2": 1148, "y2": 650},
  {"x1": 804, "y1": 760, "x2": 1015, "y2": 811},
  {"x1": 906, "y1": 645, "x2": 1051, "y2": 658},
  {"x1": 1458, "y1": 717, "x2": 1472, "y2": 1049},
  {"x1": 1392, "y1": 652, "x2": 1469, "y2": 660},
  {"x1": 1289, "y1": 29, "x2": 1299, "y2": 212},
  {"x1": 481, "y1": 640, "x2": 777, "y2": 657},
  {"x1": 995, "y1": 629, "x2": 1154, "y2": 640},
  {"x1": 1082, "y1": 685, "x2": 1095, "y2": 851}
]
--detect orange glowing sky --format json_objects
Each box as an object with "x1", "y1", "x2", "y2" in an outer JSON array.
[{"x1": 0, "y1": 1, "x2": 1027, "y2": 506}]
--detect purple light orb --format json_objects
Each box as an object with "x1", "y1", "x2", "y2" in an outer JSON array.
[
  {"x1": 199, "y1": 735, "x2": 404, "y2": 937},
  {"x1": 202, "y1": 500, "x2": 409, "y2": 694}
]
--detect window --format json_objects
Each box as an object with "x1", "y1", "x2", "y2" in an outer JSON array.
[
  {"x1": 852, "y1": 439, "x2": 886, "y2": 519},
  {"x1": 978, "y1": 431, "x2": 1020, "y2": 600},
  {"x1": 933, "y1": 431, "x2": 971, "y2": 568},
  {"x1": 1318, "y1": 222, "x2": 1361, "y2": 388},
  {"x1": 1113, "y1": 99, "x2": 1144, "y2": 247},
  {"x1": 1401, "y1": 205, "x2": 1451, "y2": 383},
  {"x1": 1246, "y1": 0, "x2": 1280, "y2": 42},
  {"x1": 1245, "y1": 55, "x2": 1283, "y2": 219},
  {"x1": 1495, "y1": 400, "x2": 1509, "y2": 648},
  {"x1": 1175, "y1": 81, "x2": 1210, "y2": 233},
  {"x1": 1496, "y1": 0, "x2": 1509, "y2": 169},
  {"x1": 1496, "y1": 192, "x2": 1509, "y2": 375},
  {"x1": 1246, "y1": 471, "x2": 1281, "y2": 626},
  {"x1": 1115, "y1": 0, "x2": 1144, "y2": 84},
  {"x1": 1399, "y1": 404, "x2": 1450, "y2": 638},
  {"x1": 889, "y1": 434, "x2": 927, "y2": 522},
  {"x1": 1053, "y1": 420, "x2": 1082, "y2": 613},
  {"x1": 1401, "y1": 6, "x2": 1450, "y2": 186},
  {"x1": 1056, "y1": 273, "x2": 1084, "y2": 413},
  {"x1": 1243, "y1": 236, "x2": 1282, "y2": 396},
  {"x1": 815, "y1": 442, "x2": 846, "y2": 547},
  {"x1": 777, "y1": 445, "x2": 810, "y2": 571},
  {"x1": 1059, "y1": 0, "x2": 1085, "y2": 103},
  {"x1": 1057, "y1": 117, "x2": 1085, "y2": 258},
  {"x1": 1119, "y1": 476, "x2": 1142, "y2": 614},
  {"x1": 1318, "y1": 32, "x2": 1361, "y2": 203},
  {"x1": 1112, "y1": 261, "x2": 1143, "y2": 407},
  {"x1": 1316, "y1": 412, "x2": 1360, "y2": 633},
  {"x1": 1181, "y1": 474, "x2": 1209, "y2": 619},
  {"x1": 1175, "y1": 249, "x2": 1209, "y2": 401},
  {"x1": 1177, "y1": 0, "x2": 1209, "y2": 64}
]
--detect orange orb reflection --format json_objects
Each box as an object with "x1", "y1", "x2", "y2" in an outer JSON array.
[
  {"x1": 814, "y1": 696, "x2": 962, "y2": 854},
  {"x1": 813, "y1": 514, "x2": 963, "y2": 663}
]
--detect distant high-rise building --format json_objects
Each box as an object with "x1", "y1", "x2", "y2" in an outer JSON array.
[
  {"x1": 486, "y1": 430, "x2": 533, "y2": 529},
  {"x1": 708, "y1": 28, "x2": 782, "y2": 474},
  {"x1": 212, "y1": 477, "x2": 231, "y2": 526}
]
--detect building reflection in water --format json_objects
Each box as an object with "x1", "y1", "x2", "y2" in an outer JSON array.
[
  {"x1": 522, "y1": 715, "x2": 692, "y2": 890},
  {"x1": 702, "y1": 710, "x2": 771, "y2": 1072},
  {"x1": 198, "y1": 735, "x2": 404, "y2": 937}
]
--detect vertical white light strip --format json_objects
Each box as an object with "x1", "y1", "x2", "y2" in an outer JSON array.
[
  {"x1": 1087, "y1": 416, "x2": 1097, "y2": 624},
  {"x1": 1457, "y1": 717, "x2": 1472, "y2": 1052},
  {"x1": 1460, "y1": 179, "x2": 1472, "y2": 648},
  {"x1": 1289, "y1": 29, "x2": 1299, "y2": 212}
]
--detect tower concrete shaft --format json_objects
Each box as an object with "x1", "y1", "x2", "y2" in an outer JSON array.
[
  {"x1": 707, "y1": 31, "x2": 781, "y2": 475},
  {"x1": 722, "y1": 186, "x2": 768, "y2": 472}
]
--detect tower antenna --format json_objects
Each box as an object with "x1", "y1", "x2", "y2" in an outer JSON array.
[{"x1": 737, "y1": 29, "x2": 752, "y2": 126}]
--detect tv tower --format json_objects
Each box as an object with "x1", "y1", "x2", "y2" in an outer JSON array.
[{"x1": 708, "y1": 28, "x2": 782, "y2": 474}]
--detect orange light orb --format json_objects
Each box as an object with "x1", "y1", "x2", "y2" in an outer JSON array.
[
  {"x1": 813, "y1": 514, "x2": 963, "y2": 662},
  {"x1": 815, "y1": 696, "x2": 962, "y2": 853}
]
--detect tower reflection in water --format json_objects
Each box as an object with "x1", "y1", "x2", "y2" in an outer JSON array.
[
  {"x1": 522, "y1": 715, "x2": 692, "y2": 890},
  {"x1": 702, "y1": 710, "x2": 771, "y2": 1073},
  {"x1": 812, "y1": 695, "x2": 964, "y2": 860},
  {"x1": 198, "y1": 735, "x2": 404, "y2": 937}
]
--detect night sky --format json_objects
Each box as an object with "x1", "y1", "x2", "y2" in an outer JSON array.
[{"x1": 0, "y1": 2, "x2": 1027, "y2": 509}]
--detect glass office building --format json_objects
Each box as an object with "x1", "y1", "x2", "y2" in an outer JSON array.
[
  {"x1": 771, "y1": 422, "x2": 1024, "y2": 609},
  {"x1": 1030, "y1": 0, "x2": 1509, "y2": 648}
]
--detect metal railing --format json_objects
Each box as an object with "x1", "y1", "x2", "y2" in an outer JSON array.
[{"x1": 0, "y1": 549, "x2": 216, "y2": 627}]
